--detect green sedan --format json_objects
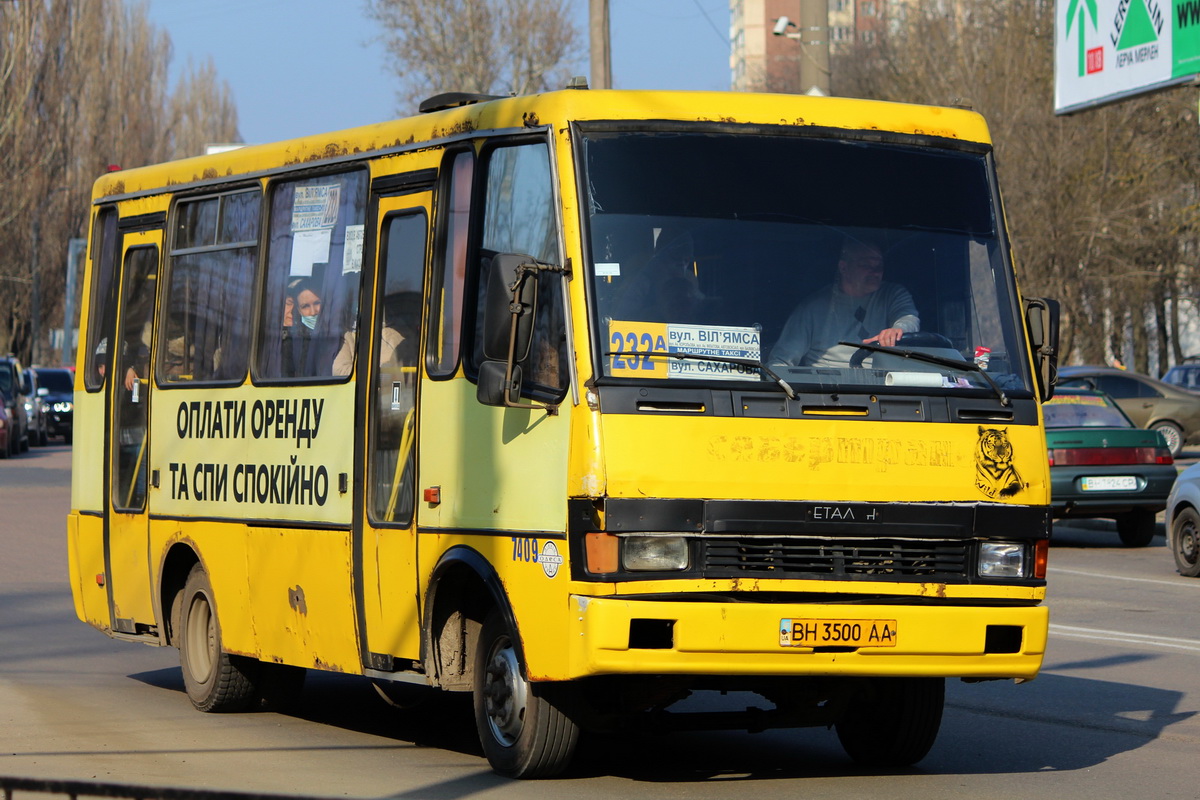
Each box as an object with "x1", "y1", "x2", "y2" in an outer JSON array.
[{"x1": 1045, "y1": 388, "x2": 1177, "y2": 547}]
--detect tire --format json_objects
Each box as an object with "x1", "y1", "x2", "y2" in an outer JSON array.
[
  {"x1": 473, "y1": 610, "x2": 579, "y2": 778},
  {"x1": 64, "y1": 430, "x2": 73, "y2": 445},
  {"x1": 1150, "y1": 420, "x2": 1184, "y2": 457},
  {"x1": 836, "y1": 677, "x2": 944, "y2": 767},
  {"x1": 1117, "y1": 508, "x2": 1157, "y2": 547},
  {"x1": 178, "y1": 563, "x2": 259, "y2": 712},
  {"x1": 1171, "y1": 507, "x2": 1200, "y2": 577},
  {"x1": 0, "y1": 433, "x2": 9, "y2": 459}
]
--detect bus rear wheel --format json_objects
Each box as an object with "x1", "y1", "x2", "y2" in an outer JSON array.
[
  {"x1": 835, "y1": 677, "x2": 944, "y2": 767},
  {"x1": 472, "y1": 610, "x2": 579, "y2": 778},
  {"x1": 178, "y1": 563, "x2": 259, "y2": 712}
]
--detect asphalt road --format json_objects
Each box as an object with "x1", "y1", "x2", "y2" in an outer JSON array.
[{"x1": 3, "y1": 445, "x2": 1200, "y2": 799}]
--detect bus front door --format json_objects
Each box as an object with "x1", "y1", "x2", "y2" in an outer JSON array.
[
  {"x1": 105, "y1": 232, "x2": 161, "y2": 635},
  {"x1": 357, "y1": 184, "x2": 434, "y2": 668}
]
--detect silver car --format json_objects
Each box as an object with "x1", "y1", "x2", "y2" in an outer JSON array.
[
  {"x1": 1165, "y1": 461, "x2": 1200, "y2": 577},
  {"x1": 21, "y1": 368, "x2": 49, "y2": 447}
]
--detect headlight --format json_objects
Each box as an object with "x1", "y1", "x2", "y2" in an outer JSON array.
[
  {"x1": 24, "y1": 401, "x2": 34, "y2": 414},
  {"x1": 53, "y1": 401, "x2": 73, "y2": 412},
  {"x1": 623, "y1": 536, "x2": 690, "y2": 571},
  {"x1": 978, "y1": 542, "x2": 1026, "y2": 578}
]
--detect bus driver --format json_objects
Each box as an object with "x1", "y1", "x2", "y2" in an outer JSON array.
[{"x1": 768, "y1": 237, "x2": 919, "y2": 368}]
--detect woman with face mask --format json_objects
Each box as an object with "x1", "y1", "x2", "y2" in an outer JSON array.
[{"x1": 282, "y1": 277, "x2": 322, "y2": 377}]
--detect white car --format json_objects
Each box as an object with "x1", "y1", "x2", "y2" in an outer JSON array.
[{"x1": 1165, "y1": 462, "x2": 1200, "y2": 577}]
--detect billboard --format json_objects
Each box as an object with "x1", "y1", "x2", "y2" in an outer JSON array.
[{"x1": 1055, "y1": 0, "x2": 1200, "y2": 114}]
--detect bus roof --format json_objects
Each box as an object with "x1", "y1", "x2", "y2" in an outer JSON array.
[{"x1": 91, "y1": 89, "x2": 992, "y2": 203}]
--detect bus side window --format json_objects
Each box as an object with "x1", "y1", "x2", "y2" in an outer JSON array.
[
  {"x1": 84, "y1": 207, "x2": 120, "y2": 391},
  {"x1": 426, "y1": 149, "x2": 473, "y2": 378},
  {"x1": 256, "y1": 170, "x2": 369, "y2": 381},
  {"x1": 161, "y1": 190, "x2": 261, "y2": 384},
  {"x1": 470, "y1": 141, "x2": 569, "y2": 397}
]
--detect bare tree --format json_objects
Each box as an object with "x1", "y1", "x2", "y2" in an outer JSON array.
[
  {"x1": 168, "y1": 57, "x2": 242, "y2": 159},
  {"x1": 0, "y1": 0, "x2": 242, "y2": 364},
  {"x1": 365, "y1": 0, "x2": 583, "y2": 113}
]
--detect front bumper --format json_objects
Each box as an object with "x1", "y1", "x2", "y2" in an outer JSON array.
[{"x1": 567, "y1": 595, "x2": 1047, "y2": 681}]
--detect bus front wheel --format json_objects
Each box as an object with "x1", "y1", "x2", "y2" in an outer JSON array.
[
  {"x1": 472, "y1": 610, "x2": 579, "y2": 778},
  {"x1": 835, "y1": 677, "x2": 944, "y2": 767},
  {"x1": 178, "y1": 563, "x2": 259, "y2": 713}
]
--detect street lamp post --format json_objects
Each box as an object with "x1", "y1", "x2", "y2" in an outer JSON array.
[{"x1": 774, "y1": 0, "x2": 831, "y2": 96}]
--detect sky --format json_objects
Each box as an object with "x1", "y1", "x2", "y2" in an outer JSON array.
[{"x1": 144, "y1": 0, "x2": 733, "y2": 145}]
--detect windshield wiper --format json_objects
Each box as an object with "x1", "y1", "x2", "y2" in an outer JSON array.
[
  {"x1": 603, "y1": 351, "x2": 796, "y2": 399},
  {"x1": 839, "y1": 341, "x2": 1010, "y2": 407}
]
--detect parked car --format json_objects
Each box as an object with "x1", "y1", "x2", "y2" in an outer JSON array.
[
  {"x1": 0, "y1": 355, "x2": 30, "y2": 454},
  {"x1": 1057, "y1": 365, "x2": 1200, "y2": 457},
  {"x1": 1161, "y1": 362, "x2": 1200, "y2": 393},
  {"x1": 0, "y1": 389, "x2": 13, "y2": 458},
  {"x1": 32, "y1": 367, "x2": 74, "y2": 444},
  {"x1": 1044, "y1": 388, "x2": 1176, "y2": 547},
  {"x1": 21, "y1": 368, "x2": 49, "y2": 446}
]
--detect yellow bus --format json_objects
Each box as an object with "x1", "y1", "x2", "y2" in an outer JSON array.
[{"x1": 67, "y1": 86, "x2": 1059, "y2": 778}]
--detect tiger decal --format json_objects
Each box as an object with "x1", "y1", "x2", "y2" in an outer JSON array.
[{"x1": 975, "y1": 426, "x2": 1024, "y2": 499}]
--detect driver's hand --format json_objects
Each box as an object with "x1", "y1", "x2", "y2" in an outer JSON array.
[{"x1": 864, "y1": 327, "x2": 904, "y2": 348}]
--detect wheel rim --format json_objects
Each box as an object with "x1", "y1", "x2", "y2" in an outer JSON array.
[
  {"x1": 482, "y1": 633, "x2": 527, "y2": 747},
  {"x1": 1155, "y1": 424, "x2": 1182, "y2": 454},
  {"x1": 1178, "y1": 517, "x2": 1200, "y2": 568},
  {"x1": 184, "y1": 593, "x2": 216, "y2": 684}
]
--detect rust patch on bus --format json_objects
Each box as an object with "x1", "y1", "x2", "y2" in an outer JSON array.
[
  {"x1": 101, "y1": 181, "x2": 126, "y2": 197},
  {"x1": 288, "y1": 585, "x2": 308, "y2": 615},
  {"x1": 432, "y1": 121, "x2": 476, "y2": 139},
  {"x1": 918, "y1": 582, "x2": 948, "y2": 598},
  {"x1": 523, "y1": 111, "x2": 540, "y2": 127}
]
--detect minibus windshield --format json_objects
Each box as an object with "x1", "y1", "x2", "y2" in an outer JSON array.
[{"x1": 581, "y1": 128, "x2": 1033, "y2": 397}]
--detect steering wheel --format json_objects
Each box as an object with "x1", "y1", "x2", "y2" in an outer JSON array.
[{"x1": 848, "y1": 331, "x2": 956, "y2": 368}]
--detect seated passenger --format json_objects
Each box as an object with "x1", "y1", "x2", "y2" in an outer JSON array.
[{"x1": 282, "y1": 278, "x2": 322, "y2": 377}]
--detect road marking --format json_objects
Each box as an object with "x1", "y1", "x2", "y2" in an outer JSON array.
[
  {"x1": 1050, "y1": 623, "x2": 1200, "y2": 653},
  {"x1": 1048, "y1": 566, "x2": 1194, "y2": 588}
]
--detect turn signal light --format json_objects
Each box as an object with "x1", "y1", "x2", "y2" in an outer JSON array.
[
  {"x1": 585, "y1": 532, "x2": 619, "y2": 574},
  {"x1": 1034, "y1": 539, "x2": 1048, "y2": 579}
]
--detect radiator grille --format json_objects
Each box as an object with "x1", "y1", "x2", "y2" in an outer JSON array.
[{"x1": 701, "y1": 537, "x2": 971, "y2": 579}]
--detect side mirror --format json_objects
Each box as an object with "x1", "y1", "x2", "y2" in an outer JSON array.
[
  {"x1": 476, "y1": 361, "x2": 523, "y2": 407},
  {"x1": 476, "y1": 253, "x2": 568, "y2": 414},
  {"x1": 1024, "y1": 297, "x2": 1060, "y2": 402},
  {"x1": 481, "y1": 253, "x2": 538, "y2": 363}
]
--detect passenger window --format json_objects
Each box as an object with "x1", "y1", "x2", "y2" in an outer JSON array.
[
  {"x1": 426, "y1": 150, "x2": 473, "y2": 378},
  {"x1": 471, "y1": 142, "x2": 568, "y2": 396},
  {"x1": 256, "y1": 170, "x2": 369, "y2": 381},
  {"x1": 160, "y1": 190, "x2": 261, "y2": 384}
]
